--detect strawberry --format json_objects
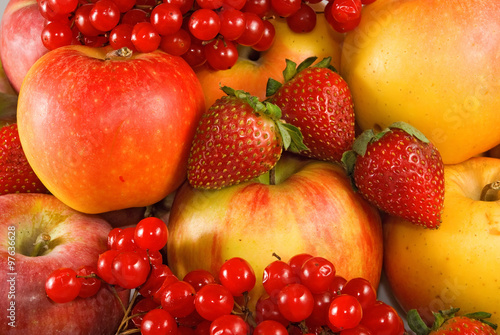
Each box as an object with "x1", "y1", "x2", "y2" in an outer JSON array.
[
  {"x1": 1, "y1": 123, "x2": 48, "y2": 195},
  {"x1": 187, "y1": 86, "x2": 306, "y2": 189},
  {"x1": 342, "y1": 121, "x2": 445, "y2": 228},
  {"x1": 266, "y1": 57, "x2": 355, "y2": 162},
  {"x1": 408, "y1": 308, "x2": 498, "y2": 335}
]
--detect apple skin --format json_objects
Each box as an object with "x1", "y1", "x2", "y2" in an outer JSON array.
[
  {"x1": 167, "y1": 153, "x2": 383, "y2": 311},
  {"x1": 340, "y1": 0, "x2": 500, "y2": 164},
  {"x1": 383, "y1": 157, "x2": 500, "y2": 326},
  {"x1": 195, "y1": 14, "x2": 344, "y2": 108},
  {"x1": 17, "y1": 46, "x2": 206, "y2": 214},
  {"x1": 0, "y1": 0, "x2": 48, "y2": 93},
  {"x1": 0, "y1": 193, "x2": 129, "y2": 334}
]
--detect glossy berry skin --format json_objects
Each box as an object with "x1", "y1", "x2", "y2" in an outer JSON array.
[
  {"x1": 0, "y1": 124, "x2": 48, "y2": 195},
  {"x1": 111, "y1": 250, "x2": 151, "y2": 289},
  {"x1": 253, "y1": 320, "x2": 288, "y2": 335},
  {"x1": 276, "y1": 283, "x2": 314, "y2": 322},
  {"x1": 134, "y1": 217, "x2": 169, "y2": 251},
  {"x1": 328, "y1": 294, "x2": 363, "y2": 331},
  {"x1": 194, "y1": 283, "x2": 234, "y2": 321},
  {"x1": 160, "y1": 280, "x2": 196, "y2": 318},
  {"x1": 45, "y1": 268, "x2": 82, "y2": 303},
  {"x1": 187, "y1": 88, "x2": 283, "y2": 189},
  {"x1": 141, "y1": 308, "x2": 178, "y2": 335},
  {"x1": 360, "y1": 302, "x2": 404, "y2": 335},
  {"x1": 219, "y1": 257, "x2": 256, "y2": 296},
  {"x1": 341, "y1": 277, "x2": 377, "y2": 309},
  {"x1": 267, "y1": 58, "x2": 355, "y2": 162},
  {"x1": 210, "y1": 314, "x2": 250, "y2": 335},
  {"x1": 299, "y1": 256, "x2": 336, "y2": 294},
  {"x1": 76, "y1": 265, "x2": 101, "y2": 298},
  {"x1": 345, "y1": 123, "x2": 445, "y2": 228}
]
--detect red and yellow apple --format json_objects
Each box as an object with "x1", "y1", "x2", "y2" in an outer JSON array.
[
  {"x1": 167, "y1": 153, "x2": 384, "y2": 311},
  {"x1": 0, "y1": 193, "x2": 129, "y2": 334},
  {"x1": 384, "y1": 157, "x2": 500, "y2": 326},
  {"x1": 340, "y1": 0, "x2": 500, "y2": 164},
  {"x1": 17, "y1": 46, "x2": 206, "y2": 214},
  {"x1": 195, "y1": 14, "x2": 344, "y2": 108},
  {"x1": 0, "y1": 0, "x2": 48, "y2": 93}
]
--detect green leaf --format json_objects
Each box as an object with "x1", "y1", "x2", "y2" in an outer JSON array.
[
  {"x1": 388, "y1": 121, "x2": 430, "y2": 143},
  {"x1": 265, "y1": 78, "x2": 283, "y2": 97},
  {"x1": 277, "y1": 122, "x2": 308, "y2": 153},
  {"x1": 341, "y1": 150, "x2": 357, "y2": 177},
  {"x1": 407, "y1": 309, "x2": 431, "y2": 335},
  {"x1": 295, "y1": 56, "x2": 317, "y2": 74},
  {"x1": 351, "y1": 129, "x2": 376, "y2": 156},
  {"x1": 264, "y1": 101, "x2": 282, "y2": 120},
  {"x1": 282, "y1": 59, "x2": 298, "y2": 82}
]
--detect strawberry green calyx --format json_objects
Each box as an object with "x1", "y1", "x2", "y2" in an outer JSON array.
[
  {"x1": 221, "y1": 86, "x2": 308, "y2": 153},
  {"x1": 342, "y1": 121, "x2": 430, "y2": 175},
  {"x1": 407, "y1": 308, "x2": 498, "y2": 335},
  {"x1": 265, "y1": 56, "x2": 337, "y2": 97}
]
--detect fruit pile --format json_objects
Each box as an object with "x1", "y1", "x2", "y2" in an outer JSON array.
[
  {"x1": 45, "y1": 217, "x2": 405, "y2": 334},
  {"x1": 38, "y1": 0, "x2": 375, "y2": 69},
  {"x1": 1, "y1": 0, "x2": 500, "y2": 334}
]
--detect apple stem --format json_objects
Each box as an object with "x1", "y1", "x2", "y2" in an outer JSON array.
[
  {"x1": 269, "y1": 167, "x2": 276, "y2": 185},
  {"x1": 105, "y1": 47, "x2": 133, "y2": 61},
  {"x1": 30, "y1": 233, "x2": 51, "y2": 257},
  {"x1": 480, "y1": 181, "x2": 500, "y2": 201}
]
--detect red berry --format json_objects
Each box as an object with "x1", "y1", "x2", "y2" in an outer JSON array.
[
  {"x1": 194, "y1": 283, "x2": 234, "y2": 321},
  {"x1": 76, "y1": 265, "x2": 101, "y2": 298},
  {"x1": 134, "y1": 217, "x2": 169, "y2": 251},
  {"x1": 276, "y1": 283, "x2": 314, "y2": 322},
  {"x1": 141, "y1": 308, "x2": 178, "y2": 335},
  {"x1": 328, "y1": 294, "x2": 363, "y2": 331},
  {"x1": 111, "y1": 250, "x2": 151, "y2": 289},
  {"x1": 45, "y1": 268, "x2": 82, "y2": 303}
]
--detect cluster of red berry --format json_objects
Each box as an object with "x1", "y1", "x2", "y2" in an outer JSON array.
[
  {"x1": 38, "y1": 0, "x2": 375, "y2": 70},
  {"x1": 45, "y1": 216, "x2": 404, "y2": 335}
]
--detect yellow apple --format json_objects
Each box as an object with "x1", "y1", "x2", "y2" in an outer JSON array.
[
  {"x1": 384, "y1": 156, "x2": 500, "y2": 326},
  {"x1": 340, "y1": 0, "x2": 500, "y2": 164},
  {"x1": 167, "y1": 153, "x2": 383, "y2": 312},
  {"x1": 195, "y1": 14, "x2": 344, "y2": 108}
]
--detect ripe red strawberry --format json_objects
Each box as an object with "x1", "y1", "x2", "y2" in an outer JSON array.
[
  {"x1": 187, "y1": 87, "x2": 306, "y2": 189},
  {"x1": 1, "y1": 123, "x2": 48, "y2": 195},
  {"x1": 408, "y1": 308, "x2": 497, "y2": 335},
  {"x1": 342, "y1": 121, "x2": 444, "y2": 228},
  {"x1": 266, "y1": 57, "x2": 355, "y2": 162}
]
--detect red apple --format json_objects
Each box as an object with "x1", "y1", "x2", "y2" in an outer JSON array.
[
  {"x1": 17, "y1": 46, "x2": 206, "y2": 214},
  {"x1": 0, "y1": 193, "x2": 129, "y2": 334},
  {"x1": 195, "y1": 14, "x2": 344, "y2": 108},
  {"x1": 0, "y1": 0, "x2": 48, "y2": 93},
  {"x1": 167, "y1": 153, "x2": 383, "y2": 311}
]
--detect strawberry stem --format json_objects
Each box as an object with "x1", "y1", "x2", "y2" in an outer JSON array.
[
  {"x1": 480, "y1": 181, "x2": 500, "y2": 201},
  {"x1": 30, "y1": 233, "x2": 51, "y2": 257}
]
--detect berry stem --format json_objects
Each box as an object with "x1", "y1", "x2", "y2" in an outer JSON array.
[
  {"x1": 480, "y1": 181, "x2": 500, "y2": 201},
  {"x1": 30, "y1": 233, "x2": 51, "y2": 257},
  {"x1": 115, "y1": 288, "x2": 140, "y2": 334}
]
